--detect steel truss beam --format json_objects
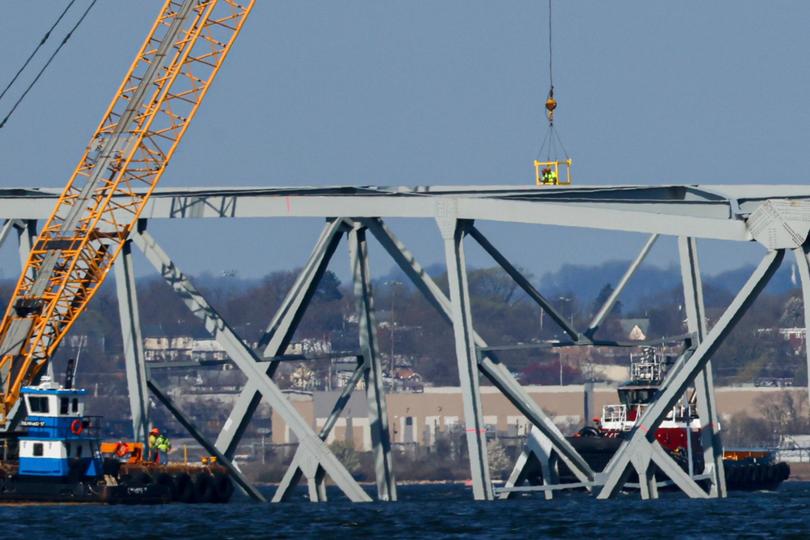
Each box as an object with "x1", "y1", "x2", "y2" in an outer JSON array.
[
  {"x1": 365, "y1": 218, "x2": 595, "y2": 493},
  {"x1": 586, "y1": 233, "x2": 659, "y2": 338},
  {"x1": 437, "y1": 217, "x2": 493, "y2": 500},
  {"x1": 268, "y1": 221, "x2": 399, "y2": 502},
  {"x1": 347, "y1": 223, "x2": 397, "y2": 501},
  {"x1": 499, "y1": 429, "x2": 563, "y2": 500},
  {"x1": 678, "y1": 236, "x2": 726, "y2": 497},
  {"x1": 130, "y1": 224, "x2": 371, "y2": 503},
  {"x1": 273, "y1": 362, "x2": 365, "y2": 502},
  {"x1": 13, "y1": 219, "x2": 37, "y2": 281},
  {"x1": 598, "y1": 250, "x2": 784, "y2": 499},
  {"x1": 467, "y1": 225, "x2": 583, "y2": 342},
  {"x1": 794, "y1": 245, "x2": 810, "y2": 407},
  {"x1": 0, "y1": 184, "x2": 789, "y2": 241},
  {"x1": 147, "y1": 379, "x2": 265, "y2": 502},
  {"x1": 114, "y1": 240, "x2": 150, "y2": 444},
  {"x1": 215, "y1": 218, "x2": 346, "y2": 460},
  {"x1": 0, "y1": 220, "x2": 37, "y2": 431}
]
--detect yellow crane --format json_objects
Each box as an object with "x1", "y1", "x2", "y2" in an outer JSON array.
[{"x1": 0, "y1": 0, "x2": 254, "y2": 423}]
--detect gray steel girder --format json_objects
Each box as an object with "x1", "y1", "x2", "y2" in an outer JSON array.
[
  {"x1": 348, "y1": 223, "x2": 397, "y2": 501},
  {"x1": 147, "y1": 379, "x2": 265, "y2": 502},
  {"x1": 436, "y1": 217, "x2": 493, "y2": 501},
  {"x1": 114, "y1": 240, "x2": 150, "y2": 444},
  {"x1": 678, "y1": 236, "x2": 726, "y2": 497},
  {"x1": 586, "y1": 233, "x2": 659, "y2": 338},
  {"x1": 214, "y1": 218, "x2": 346, "y2": 459},
  {"x1": 365, "y1": 218, "x2": 595, "y2": 485},
  {"x1": 467, "y1": 225, "x2": 583, "y2": 343},
  {"x1": 130, "y1": 228, "x2": 371, "y2": 502},
  {"x1": 273, "y1": 362, "x2": 365, "y2": 502},
  {"x1": 598, "y1": 250, "x2": 784, "y2": 499},
  {"x1": 0, "y1": 185, "x2": 778, "y2": 240},
  {"x1": 793, "y1": 246, "x2": 810, "y2": 408}
]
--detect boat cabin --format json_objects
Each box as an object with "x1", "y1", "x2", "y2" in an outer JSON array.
[{"x1": 18, "y1": 378, "x2": 101, "y2": 478}]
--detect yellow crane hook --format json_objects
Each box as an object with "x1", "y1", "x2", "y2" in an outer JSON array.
[{"x1": 545, "y1": 87, "x2": 557, "y2": 124}]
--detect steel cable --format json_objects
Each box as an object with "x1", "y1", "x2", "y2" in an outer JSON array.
[
  {"x1": 0, "y1": 0, "x2": 97, "y2": 130},
  {"x1": 548, "y1": 0, "x2": 553, "y2": 91},
  {"x1": 0, "y1": 0, "x2": 77, "y2": 104}
]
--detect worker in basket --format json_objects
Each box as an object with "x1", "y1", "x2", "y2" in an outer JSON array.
[
  {"x1": 541, "y1": 166, "x2": 558, "y2": 185},
  {"x1": 148, "y1": 427, "x2": 172, "y2": 464}
]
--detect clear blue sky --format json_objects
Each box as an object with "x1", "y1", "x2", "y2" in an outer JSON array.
[{"x1": 0, "y1": 1, "x2": 808, "y2": 282}]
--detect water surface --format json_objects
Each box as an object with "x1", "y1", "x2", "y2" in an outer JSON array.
[{"x1": 5, "y1": 482, "x2": 807, "y2": 538}]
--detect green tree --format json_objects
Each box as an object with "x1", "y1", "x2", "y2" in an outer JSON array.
[{"x1": 329, "y1": 440, "x2": 361, "y2": 475}]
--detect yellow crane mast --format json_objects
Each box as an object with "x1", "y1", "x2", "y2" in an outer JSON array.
[{"x1": 0, "y1": 0, "x2": 254, "y2": 422}]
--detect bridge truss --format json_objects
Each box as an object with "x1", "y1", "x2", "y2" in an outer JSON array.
[{"x1": 1, "y1": 183, "x2": 809, "y2": 502}]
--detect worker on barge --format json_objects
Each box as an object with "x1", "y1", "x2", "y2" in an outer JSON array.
[{"x1": 149, "y1": 428, "x2": 172, "y2": 464}]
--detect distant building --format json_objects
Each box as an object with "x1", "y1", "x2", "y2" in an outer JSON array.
[
  {"x1": 778, "y1": 327, "x2": 806, "y2": 354},
  {"x1": 270, "y1": 386, "x2": 810, "y2": 452},
  {"x1": 143, "y1": 336, "x2": 228, "y2": 363}
]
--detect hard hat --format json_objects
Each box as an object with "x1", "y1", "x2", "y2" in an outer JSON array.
[{"x1": 150, "y1": 428, "x2": 160, "y2": 435}]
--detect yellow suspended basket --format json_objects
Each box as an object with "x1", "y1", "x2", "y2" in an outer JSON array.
[{"x1": 534, "y1": 158, "x2": 572, "y2": 186}]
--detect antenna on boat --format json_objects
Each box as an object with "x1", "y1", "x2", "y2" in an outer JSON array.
[{"x1": 64, "y1": 340, "x2": 84, "y2": 389}]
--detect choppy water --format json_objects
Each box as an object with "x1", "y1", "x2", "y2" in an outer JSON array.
[{"x1": 5, "y1": 482, "x2": 810, "y2": 539}]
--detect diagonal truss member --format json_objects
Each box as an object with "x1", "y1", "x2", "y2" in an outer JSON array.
[{"x1": 129, "y1": 223, "x2": 371, "y2": 502}]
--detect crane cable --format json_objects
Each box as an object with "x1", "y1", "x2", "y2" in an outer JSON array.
[
  {"x1": 0, "y1": 0, "x2": 97, "y2": 130},
  {"x1": 536, "y1": 0, "x2": 568, "y2": 162},
  {"x1": 546, "y1": 0, "x2": 555, "y2": 124},
  {"x1": 0, "y1": 0, "x2": 77, "y2": 104}
]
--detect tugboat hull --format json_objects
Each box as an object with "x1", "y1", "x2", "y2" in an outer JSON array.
[{"x1": 556, "y1": 436, "x2": 791, "y2": 491}]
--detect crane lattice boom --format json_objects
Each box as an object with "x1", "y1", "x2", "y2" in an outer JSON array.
[{"x1": 0, "y1": 0, "x2": 254, "y2": 422}]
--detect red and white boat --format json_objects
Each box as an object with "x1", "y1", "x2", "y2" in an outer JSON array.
[{"x1": 560, "y1": 348, "x2": 790, "y2": 490}]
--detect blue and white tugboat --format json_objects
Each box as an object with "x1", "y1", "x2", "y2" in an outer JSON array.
[{"x1": 0, "y1": 377, "x2": 170, "y2": 503}]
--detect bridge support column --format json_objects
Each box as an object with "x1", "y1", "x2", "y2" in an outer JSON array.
[
  {"x1": 13, "y1": 219, "x2": 36, "y2": 272},
  {"x1": 114, "y1": 239, "x2": 150, "y2": 444},
  {"x1": 437, "y1": 217, "x2": 493, "y2": 501},
  {"x1": 794, "y1": 246, "x2": 810, "y2": 409},
  {"x1": 348, "y1": 222, "x2": 397, "y2": 501},
  {"x1": 367, "y1": 218, "x2": 594, "y2": 491},
  {"x1": 679, "y1": 236, "x2": 726, "y2": 497}
]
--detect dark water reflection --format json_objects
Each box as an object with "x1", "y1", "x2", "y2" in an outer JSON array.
[{"x1": 4, "y1": 482, "x2": 808, "y2": 539}]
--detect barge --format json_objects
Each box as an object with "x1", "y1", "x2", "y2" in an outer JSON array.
[{"x1": 0, "y1": 378, "x2": 233, "y2": 504}]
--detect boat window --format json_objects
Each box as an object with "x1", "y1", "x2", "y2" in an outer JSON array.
[
  {"x1": 76, "y1": 444, "x2": 83, "y2": 458},
  {"x1": 65, "y1": 443, "x2": 71, "y2": 457},
  {"x1": 60, "y1": 398, "x2": 69, "y2": 414},
  {"x1": 72, "y1": 398, "x2": 79, "y2": 413},
  {"x1": 29, "y1": 397, "x2": 49, "y2": 413},
  {"x1": 619, "y1": 388, "x2": 656, "y2": 406},
  {"x1": 33, "y1": 443, "x2": 43, "y2": 457}
]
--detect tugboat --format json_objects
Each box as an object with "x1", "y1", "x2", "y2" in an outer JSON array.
[
  {"x1": 562, "y1": 347, "x2": 790, "y2": 491},
  {"x1": 0, "y1": 377, "x2": 234, "y2": 504}
]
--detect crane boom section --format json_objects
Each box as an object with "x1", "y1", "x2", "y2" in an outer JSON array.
[{"x1": 0, "y1": 0, "x2": 254, "y2": 421}]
